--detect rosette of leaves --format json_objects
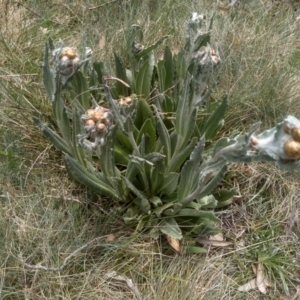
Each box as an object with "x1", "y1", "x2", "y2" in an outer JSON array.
[{"x1": 34, "y1": 13, "x2": 299, "y2": 253}]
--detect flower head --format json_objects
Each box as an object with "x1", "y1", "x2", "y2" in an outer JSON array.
[{"x1": 250, "y1": 115, "x2": 300, "y2": 168}]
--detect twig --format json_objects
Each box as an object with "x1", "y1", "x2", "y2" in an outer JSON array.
[
  {"x1": 88, "y1": 0, "x2": 119, "y2": 10},
  {"x1": 24, "y1": 144, "x2": 52, "y2": 187},
  {"x1": 20, "y1": 235, "x2": 111, "y2": 271},
  {"x1": 148, "y1": 80, "x2": 180, "y2": 104},
  {"x1": 0, "y1": 74, "x2": 38, "y2": 78},
  {"x1": 103, "y1": 75, "x2": 130, "y2": 88}
]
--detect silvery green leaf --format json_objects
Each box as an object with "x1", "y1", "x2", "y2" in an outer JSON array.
[
  {"x1": 149, "y1": 196, "x2": 163, "y2": 208},
  {"x1": 163, "y1": 46, "x2": 173, "y2": 90},
  {"x1": 99, "y1": 125, "x2": 117, "y2": 178},
  {"x1": 135, "y1": 35, "x2": 169, "y2": 59},
  {"x1": 72, "y1": 107, "x2": 87, "y2": 167},
  {"x1": 167, "y1": 137, "x2": 197, "y2": 173},
  {"x1": 160, "y1": 218, "x2": 183, "y2": 240},
  {"x1": 123, "y1": 177, "x2": 147, "y2": 201},
  {"x1": 114, "y1": 52, "x2": 130, "y2": 96},
  {"x1": 72, "y1": 71, "x2": 90, "y2": 110},
  {"x1": 64, "y1": 154, "x2": 120, "y2": 200},
  {"x1": 136, "y1": 60, "x2": 151, "y2": 98},
  {"x1": 133, "y1": 198, "x2": 151, "y2": 214},
  {"x1": 42, "y1": 42, "x2": 55, "y2": 101},
  {"x1": 123, "y1": 207, "x2": 139, "y2": 224},
  {"x1": 153, "y1": 105, "x2": 171, "y2": 162},
  {"x1": 104, "y1": 84, "x2": 125, "y2": 131},
  {"x1": 33, "y1": 117, "x2": 73, "y2": 156},
  {"x1": 186, "y1": 246, "x2": 206, "y2": 254},
  {"x1": 197, "y1": 195, "x2": 217, "y2": 209},
  {"x1": 200, "y1": 95, "x2": 228, "y2": 140},
  {"x1": 158, "y1": 172, "x2": 180, "y2": 195}
]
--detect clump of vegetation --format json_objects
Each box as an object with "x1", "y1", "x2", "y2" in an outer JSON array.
[{"x1": 34, "y1": 12, "x2": 300, "y2": 254}]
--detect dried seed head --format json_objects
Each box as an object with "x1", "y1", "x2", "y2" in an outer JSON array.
[
  {"x1": 119, "y1": 97, "x2": 132, "y2": 106},
  {"x1": 58, "y1": 55, "x2": 73, "y2": 75},
  {"x1": 250, "y1": 136, "x2": 259, "y2": 147},
  {"x1": 85, "y1": 109, "x2": 95, "y2": 119},
  {"x1": 84, "y1": 119, "x2": 95, "y2": 128},
  {"x1": 60, "y1": 55, "x2": 71, "y2": 64},
  {"x1": 284, "y1": 139, "x2": 300, "y2": 159},
  {"x1": 103, "y1": 112, "x2": 113, "y2": 125},
  {"x1": 93, "y1": 108, "x2": 105, "y2": 122},
  {"x1": 124, "y1": 97, "x2": 132, "y2": 104},
  {"x1": 97, "y1": 123, "x2": 106, "y2": 132},
  {"x1": 211, "y1": 49, "x2": 220, "y2": 64},
  {"x1": 196, "y1": 47, "x2": 220, "y2": 65},
  {"x1": 132, "y1": 43, "x2": 144, "y2": 55},
  {"x1": 291, "y1": 127, "x2": 300, "y2": 142},
  {"x1": 73, "y1": 56, "x2": 80, "y2": 66},
  {"x1": 61, "y1": 47, "x2": 78, "y2": 59},
  {"x1": 101, "y1": 117, "x2": 110, "y2": 126}
]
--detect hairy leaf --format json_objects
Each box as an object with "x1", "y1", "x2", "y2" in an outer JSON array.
[
  {"x1": 135, "y1": 35, "x2": 169, "y2": 59},
  {"x1": 157, "y1": 60, "x2": 166, "y2": 92},
  {"x1": 158, "y1": 172, "x2": 180, "y2": 195},
  {"x1": 33, "y1": 117, "x2": 73, "y2": 156},
  {"x1": 136, "y1": 60, "x2": 151, "y2": 99},
  {"x1": 200, "y1": 95, "x2": 228, "y2": 140},
  {"x1": 72, "y1": 71, "x2": 90, "y2": 110},
  {"x1": 71, "y1": 107, "x2": 87, "y2": 166},
  {"x1": 153, "y1": 105, "x2": 171, "y2": 163},
  {"x1": 160, "y1": 217, "x2": 183, "y2": 240},
  {"x1": 65, "y1": 154, "x2": 120, "y2": 200},
  {"x1": 42, "y1": 42, "x2": 55, "y2": 101},
  {"x1": 114, "y1": 52, "x2": 130, "y2": 96},
  {"x1": 99, "y1": 125, "x2": 117, "y2": 178},
  {"x1": 163, "y1": 46, "x2": 173, "y2": 90},
  {"x1": 186, "y1": 246, "x2": 206, "y2": 254},
  {"x1": 137, "y1": 119, "x2": 156, "y2": 149}
]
